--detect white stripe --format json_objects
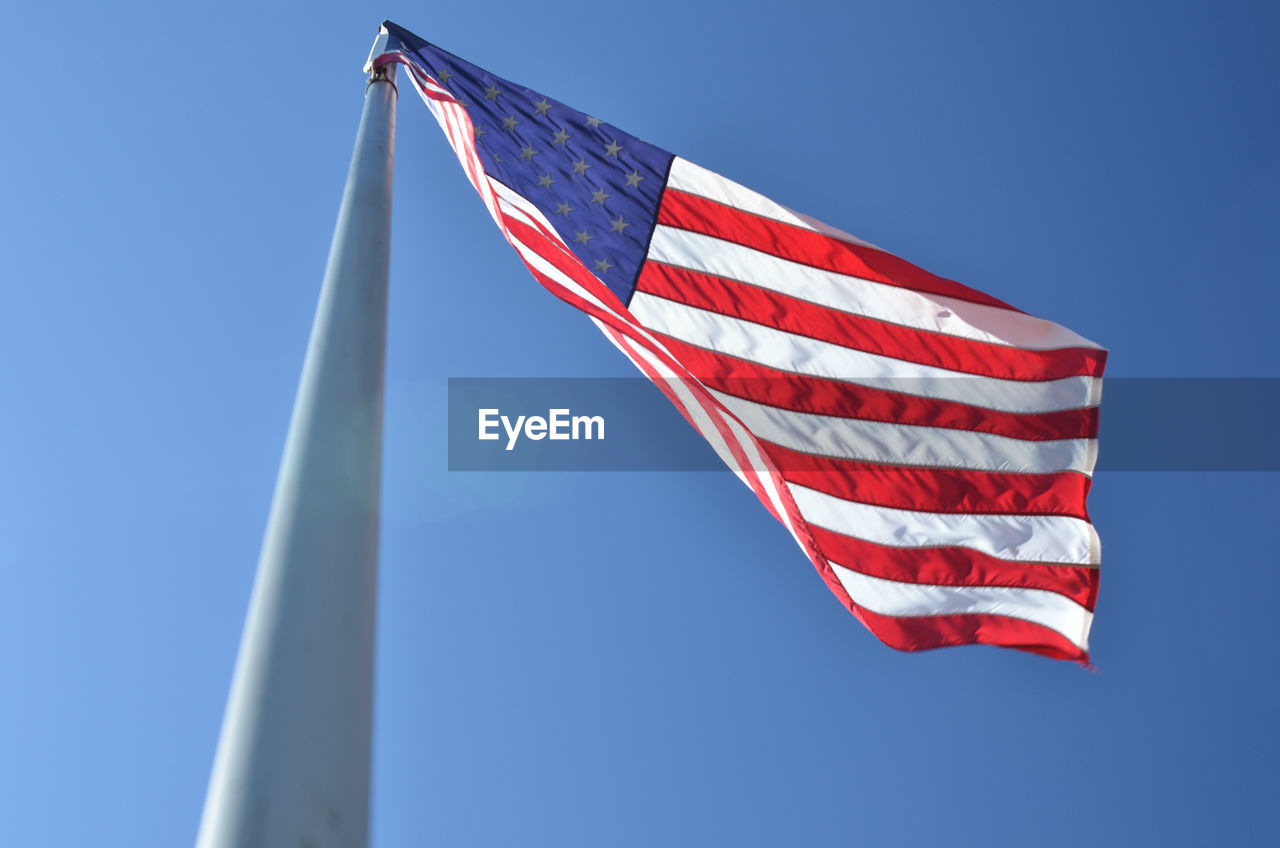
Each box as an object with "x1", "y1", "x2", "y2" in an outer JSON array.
[
  {"x1": 495, "y1": 195, "x2": 563, "y2": 249},
  {"x1": 598, "y1": 324, "x2": 749, "y2": 488},
  {"x1": 708, "y1": 389, "x2": 1096, "y2": 475},
  {"x1": 404, "y1": 62, "x2": 450, "y2": 98},
  {"x1": 598, "y1": 323, "x2": 808, "y2": 553},
  {"x1": 489, "y1": 182, "x2": 629, "y2": 325},
  {"x1": 489, "y1": 180, "x2": 578, "y2": 257},
  {"x1": 504, "y1": 228, "x2": 615, "y2": 318},
  {"x1": 491, "y1": 194, "x2": 584, "y2": 271},
  {"x1": 718, "y1": 404, "x2": 805, "y2": 547},
  {"x1": 791, "y1": 483, "x2": 1101, "y2": 565},
  {"x1": 444, "y1": 107, "x2": 498, "y2": 222},
  {"x1": 830, "y1": 562, "x2": 1092, "y2": 651},
  {"x1": 647, "y1": 224, "x2": 1102, "y2": 353},
  {"x1": 630, "y1": 293, "x2": 1100, "y2": 414},
  {"x1": 667, "y1": 158, "x2": 881, "y2": 250}
]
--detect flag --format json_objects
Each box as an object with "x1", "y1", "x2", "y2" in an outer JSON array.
[{"x1": 373, "y1": 21, "x2": 1107, "y2": 662}]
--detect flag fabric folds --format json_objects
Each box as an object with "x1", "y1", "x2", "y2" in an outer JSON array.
[{"x1": 374, "y1": 21, "x2": 1106, "y2": 662}]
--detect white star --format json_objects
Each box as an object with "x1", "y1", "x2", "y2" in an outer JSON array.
[
  {"x1": 604, "y1": 140, "x2": 623, "y2": 158},
  {"x1": 537, "y1": 174, "x2": 556, "y2": 188},
  {"x1": 484, "y1": 83, "x2": 501, "y2": 101},
  {"x1": 624, "y1": 169, "x2": 644, "y2": 188},
  {"x1": 555, "y1": 202, "x2": 574, "y2": 217},
  {"x1": 571, "y1": 158, "x2": 591, "y2": 175},
  {"x1": 436, "y1": 68, "x2": 452, "y2": 84},
  {"x1": 474, "y1": 125, "x2": 487, "y2": 136},
  {"x1": 534, "y1": 98, "x2": 551, "y2": 116},
  {"x1": 585, "y1": 116, "x2": 603, "y2": 129},
  {"x1": 502, "y1": 115, "x2": 520, "y2": 130},
  {"x1": 594, "y1": 258, "x2": 614, "y2": 274},
  {"x1": 609, "y1": 216, "x2": 630, "y2": 234},
  {"x1": 519, "y1": 145, "x2": 538, "y2": 160},
  {"x1": 574, "y1": 229, "x2": 594, "y2": 245},
  {"x1": 591, "y1": 187, "x2": 611, "y2": 204},
  {"x1": 551, "y1": 129, "x2": 571, "y2": 145}
]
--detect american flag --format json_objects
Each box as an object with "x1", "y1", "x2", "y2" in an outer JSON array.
[{"x1": 374, "y1": 21, "x2": 1107, "y2": 662}]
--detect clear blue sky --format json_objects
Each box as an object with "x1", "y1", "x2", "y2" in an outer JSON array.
[{"x1": 2, "y1": 2, "x2": 1277, "y2": 845}]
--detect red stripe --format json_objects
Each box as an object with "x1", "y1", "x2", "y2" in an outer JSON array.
[
  {"x1": 649, "y1": 334, "x2": 1099, "y2": 442},
  {"x1": 853, "y1": 606, "x2": 1089, "y2": 663},
  {"x1": 769, "y1": 444, "x2": 1092, "y2": 519},
  {"x1": 502, "y1": 217, "x2": 636, "y2": 321},
  {"x1": 497, "y1": 192, "x2": 573, "y2": 252},
  {"x1": 636, "y1": 261, "x2": 1105, "y2": 381},
  {"x1": 659, "y1": 187, "x2": 1027, "y2": 313},
  {"x1": 786, "y1": 526, "x2": 1089, "y2": 662},
  {"x1": 810, "y1": 526, "x2": 1098, "y2": 609}
]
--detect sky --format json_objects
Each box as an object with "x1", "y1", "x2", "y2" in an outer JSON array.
[{"x1": 1, "y1": 1, "x2": 1278, "y2": 846}]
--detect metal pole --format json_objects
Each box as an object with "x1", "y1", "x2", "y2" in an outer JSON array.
[{"x1": 195, "y1": 56, "x2": 397, "y2": 848}]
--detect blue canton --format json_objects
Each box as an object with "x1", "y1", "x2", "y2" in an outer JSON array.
[{"x1": 384, "y1": 23, "x2": 674, "y2": 305}]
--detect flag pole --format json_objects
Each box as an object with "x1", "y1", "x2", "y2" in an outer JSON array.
[{"x1": 195, "y1": 34, "x2": 396, "y2": 848}]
